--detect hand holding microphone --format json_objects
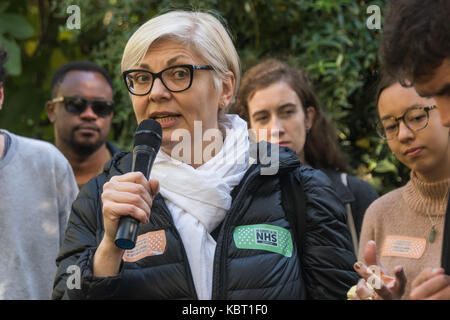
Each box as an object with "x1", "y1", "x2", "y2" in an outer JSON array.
[
  {"x1": 101, "y1": 172, "x2": 160, "y2": 246},
  {"x1": 95, "y1": 120, "x2": 162, "y2": 276},
  {"x1": 114, "y1": 119, "x2": 162, "y2": 249}
]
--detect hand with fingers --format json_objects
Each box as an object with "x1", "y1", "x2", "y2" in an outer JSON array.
[
  {"x1": 348, "y1": 240, "x2": 407, "y2": 300},
  {"x1": 410, "y1": 267, "x2": 450, "y2": 300},
  {"x1": 93, "y1": 172, "x2": 160, "y2": 277}
]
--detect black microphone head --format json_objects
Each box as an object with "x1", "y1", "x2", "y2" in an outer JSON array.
[{"x1": 134, "y1": 119, "x2": 162, "y2": 150}]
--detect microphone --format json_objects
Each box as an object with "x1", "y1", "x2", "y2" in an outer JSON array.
[{"x1": 114, "y1": 119, "x2": 162, "y2": 250}]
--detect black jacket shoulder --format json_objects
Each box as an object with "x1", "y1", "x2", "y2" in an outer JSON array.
[{"x1": 290, "y1": 165, "x2": 359, "y2": 299}]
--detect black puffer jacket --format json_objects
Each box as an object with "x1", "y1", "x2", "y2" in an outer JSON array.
[{"x1": 52, "y1": 143, "x2": 358, "y2": 300}]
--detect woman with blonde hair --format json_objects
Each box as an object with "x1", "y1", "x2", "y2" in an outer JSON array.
[{"x1": 52, "y1": 10, "x2": 358, "y2": 300}]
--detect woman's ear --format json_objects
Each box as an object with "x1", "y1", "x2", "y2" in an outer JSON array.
[
  {"x1": 305, "y1": 106, "x2": 316, "y2": 131},
  {"x1": 219, "y1": 71, "x2": 235, "y2": 109}
]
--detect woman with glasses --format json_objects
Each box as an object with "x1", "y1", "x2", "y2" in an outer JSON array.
[
  {"x1": 52, "y1": 10, "x2": 358, "y2": 300},
  {"x1": 231, "y1": 59, "x2": 379, "y2": 256},
  {"x1": 350, "y1": 71, "x2": 450, "y2": 300}
]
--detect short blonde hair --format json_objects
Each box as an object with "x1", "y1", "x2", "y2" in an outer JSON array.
[{"x1": 121, "y1": 10, "x2": 240, "y2": 104}]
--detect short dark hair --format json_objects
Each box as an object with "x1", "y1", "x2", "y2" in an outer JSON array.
[
  {"x1": 231, "y1": 59, "x2": 349, "y2": 173},
  {"x1": 375, "y1": 67, "x2": 398, "y2": 114},
  {"x1": 379, "y1": 0, "x2": 450, "y2": 85},
  {"x1": 0, "y1": 48, "x2": 8, "y2": 83},
  {"x1": 50, "y1": 60, "x2": 113, "y2": 97}
]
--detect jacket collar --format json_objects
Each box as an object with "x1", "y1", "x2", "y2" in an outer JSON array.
[
  {"x1": 248, "y1": 141, "x2": 301, "y2": 176},
  {"x1": 106, "y1": 141, "x2": 122, "y2": 156}
]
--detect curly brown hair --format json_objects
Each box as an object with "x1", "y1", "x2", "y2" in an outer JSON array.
[
  {"x1": 379, "y1": 0, "x2": 450, "y2": 85},
  {"x1": 229, "y1": 59, "x2": 349, "y2": 172}
]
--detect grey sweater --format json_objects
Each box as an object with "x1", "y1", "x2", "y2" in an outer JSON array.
[{"x1": 0, "y1": 130, "x2": 78, "y2": 299}]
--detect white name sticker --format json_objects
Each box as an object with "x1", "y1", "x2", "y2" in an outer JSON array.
[{"x1": 381, "y1": 235, "x2": 426, "y2": 259}]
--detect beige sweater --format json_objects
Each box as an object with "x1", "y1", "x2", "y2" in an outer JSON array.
[{"x1": 358, "y1": 171, "x2": 450, "y2": 299}]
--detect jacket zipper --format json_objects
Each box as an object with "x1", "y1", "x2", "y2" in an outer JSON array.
[
  {"x1": 212, "y1": 163, "x2": 300, "y2": 299},
  {"x1": 212, "y1": 166, "x2": 262, "y2": 299}
]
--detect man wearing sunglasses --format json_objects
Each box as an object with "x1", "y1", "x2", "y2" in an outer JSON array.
[
  {"x1": 377, "y1": 0, "x2": 450, "y2": 300},
  {"x1": 0, "y1": 48, "x2": 78, "y2": 299},
  {"x1": 46, "y1": 61, "x2": 121, "y2": 189}
]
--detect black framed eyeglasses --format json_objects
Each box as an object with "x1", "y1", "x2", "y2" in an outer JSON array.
[
  {"x1": 51, "y1": 96, "x2": 114, "y2": 117},
  {"x1": 376, "y1": 105, "x2": 437, "y2": 140},
  {"x1": 122, "y1": 64, "x2": 213, "y2": 96}
]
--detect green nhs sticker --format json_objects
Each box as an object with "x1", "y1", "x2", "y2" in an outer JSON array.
[{"x1": 233, "y1": 224, "x2": 293, "y2": 257}]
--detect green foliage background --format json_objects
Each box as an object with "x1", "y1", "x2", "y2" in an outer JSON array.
[{"x1": 0, "y1": 0, "x2": 409, "y2": 195}]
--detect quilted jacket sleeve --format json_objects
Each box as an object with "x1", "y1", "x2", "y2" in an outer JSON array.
[{"x1": 296, "y1": 166, "x2": 359, "y2": 299}]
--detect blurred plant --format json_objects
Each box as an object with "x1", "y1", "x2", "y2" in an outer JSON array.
[
  {"x1": 1, "y1": 0, "x2": 409, "y2": 194},
  {"x1": 0, "y1": 1, "x2": 34, "y2": 75}
]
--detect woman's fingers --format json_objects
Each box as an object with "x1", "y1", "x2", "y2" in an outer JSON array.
[
  {"x1": 363, "y1": 240, "x2": 378, "y2": 266},
  {"x1": 354, "y1": 261, "x2": 393, "y2": 299},
  {"x1": 113, "y1": 171, "x2": 151, "y2": 186},
  {"x1": 411, "y1": 267, "x2": 444, "y2": 290},
  {"x1": 101, "y1": 172, "x2": 161, "y2": 242},
  {"x1": 410, "y1": 272, "x2": 449, "y2": 300},
  {"x1": 149, "y1": 179, "x2": 160, "y2": 197},
  {"x1": 103, "y1": 190, "x2": 151, "y2": 219},
  {"x1": 103, "y1": 201, "x2": 150, "y2": 224},
  {"x1": 355, "y1": 278, "x2": 376, "y2": 300},
  {"x1": 103, "y1": 180, "x2": 153, "y2": 208},
  {"x1": 390, "y1": 265, "x2": 407, "y2": 297},
  {"x1": 363, "y1": 240, "x2": 388, "y2": 276}
]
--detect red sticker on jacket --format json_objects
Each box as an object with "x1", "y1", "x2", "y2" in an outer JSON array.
[{"x1": 122, "y1": 230, "x2": 166, "y2": 262}]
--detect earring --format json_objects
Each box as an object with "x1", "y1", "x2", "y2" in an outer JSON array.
[{"x1": 221, "y1": 101, "x2": 226, "y2": 107}]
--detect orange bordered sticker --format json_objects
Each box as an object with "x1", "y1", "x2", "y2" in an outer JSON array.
[
  {"x1": 381, "y1": 235, "x2": 426, "y2": 259},
  {"x1": 122, "y1": 230, "x2": 166, "y2": 262}
]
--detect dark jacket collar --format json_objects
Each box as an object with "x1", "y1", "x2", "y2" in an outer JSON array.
[{"x1": 106, "y1": 141, "x2": 122, "y2": 156}]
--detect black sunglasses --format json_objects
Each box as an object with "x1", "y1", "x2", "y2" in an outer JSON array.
[{"x1": 51, "y1": 96, "x2": 114, "y2": 117}]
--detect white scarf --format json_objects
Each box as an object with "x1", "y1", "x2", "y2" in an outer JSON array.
[{"x1": 150, "y1": 114, "x2": 249, "y2": 299}]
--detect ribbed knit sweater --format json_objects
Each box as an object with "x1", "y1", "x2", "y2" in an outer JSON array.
[{"x1": 358, "y1": 171, "x2": 450, "y2": 299}]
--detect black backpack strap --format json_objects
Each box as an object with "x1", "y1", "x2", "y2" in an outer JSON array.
[{"x1": 280, "y1": 169, "x2": 307, "y2": 266}]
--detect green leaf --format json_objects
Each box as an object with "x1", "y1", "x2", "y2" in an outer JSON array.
[
  {"x1": 0, "y1": 2, "x2": 10, "y2": 13},
  {"x1": 0, "y1": 35, "x2": 21, "y2": 75},
  {"x1": 0, "y1": 13, "x2": 34, "y2": 39},
  {"x1": 374, "y1": 159, "x2": 398, "y2": 174},
  {"x1": 336, "y1": 53, "x2": 344, "y2": 68}
]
